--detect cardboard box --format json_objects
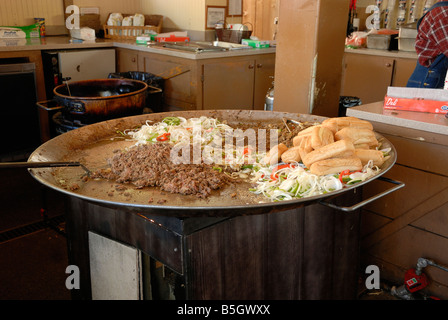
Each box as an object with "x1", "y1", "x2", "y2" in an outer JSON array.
[
  {"x1": 80, "y1": 14, "x2": 101, "y2": 33},
  {"x1": 384, "y1": 87, "x2": 448, "y2": 114},
  {"x1": 0, "y1": 24, "x2": 40, "y2": 38},
  {"x1": 136, "y1": 36, "x2": 149, "y2": 44},
  {"x1": 155, "y1": 32, "x2": 189, "y2": 43},
  {"x1": 242, "y1": 39, "x2": 269, "y2": 48}
]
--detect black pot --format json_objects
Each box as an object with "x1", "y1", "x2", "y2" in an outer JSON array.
[{"x1": 42, "y1": 78, "x2": 149, "y2": 124}]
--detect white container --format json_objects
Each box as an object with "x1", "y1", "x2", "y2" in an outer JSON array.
[
  {"x1": 399, "y1": 27, "x2": 417, "y2": 38},
  {"x1": 367, "y1": 34, "x2": 391, "y2": 50},
  {"x1": 399, "y1": 22, "x2": 417, "y2": 39},
  {"x1": 398, "y1": 37, "x2": 416, "y2": 52}
]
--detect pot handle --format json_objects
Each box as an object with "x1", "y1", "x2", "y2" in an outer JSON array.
[
  {"x1": 36, "y1": 100, "x2": 63, "y2": 111},
  {"x1": 67, "y1": 100, "x2": 86, "y2": 115},
  {"x1": 318, "y1": 176, "x2": 405, "y2": 212}
]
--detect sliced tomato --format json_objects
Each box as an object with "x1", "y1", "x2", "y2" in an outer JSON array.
[
  {"x1": 156, "y1": 132, "x2": 171, "y2": 141},
  {"x1": 338, "y1": 169, "x2": 361, "y2": 183},
  {"x1": 270, "y1": 164, "x2": 294, "y2": 180}
]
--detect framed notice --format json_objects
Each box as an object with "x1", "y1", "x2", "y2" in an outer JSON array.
[
  {"x1": 227, "y1": 0, "x2": 242, "y2": 16},
  {"x1": 206, "y1": 6, "x2": 227, "y2": 29}
]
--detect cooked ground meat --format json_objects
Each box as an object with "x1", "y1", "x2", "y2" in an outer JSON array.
[
  {"x1": 93, "y1": 143, "x2": 232, "y2": 198},
  {"x1": 91, "y1": 119, "x2": 316, "y2": 199}
]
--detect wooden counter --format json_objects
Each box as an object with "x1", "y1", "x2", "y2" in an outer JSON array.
[{"x1": 347, "y1": 103, "x2": 448, "y2": 299}]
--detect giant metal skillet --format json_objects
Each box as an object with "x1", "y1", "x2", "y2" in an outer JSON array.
[{"x1": 24, "y1": 110, "x2": 404, "y2": 217}]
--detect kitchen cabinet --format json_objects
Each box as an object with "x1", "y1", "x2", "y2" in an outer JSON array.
[
  {"x1": 202, "y1": 54, "x2": 275, "y2": 110},
  {"x1": 253, "y1": 55, "x2": 276, "y2": 109},
  {"x1": 57, "y1": 49, "x2": 116, "y2": 82},
  {"x1": 137, "y1": 50, "x2": 198, "y2": 110},
  {"x1": 115, "y1": 48, "x2": 275, "y2": 111},
  {"x1": 116, "y1": 48, "x2": 138, "y2": 73},
  {"x1": 391, "y1": 57, "x2": 417, "y2": 87},
  {"x1": 341, "y1": 52, "x2": 416, "y2": 104},
  {"x1": 347, "y1": 103, "x2": 448, "y2": 299}
]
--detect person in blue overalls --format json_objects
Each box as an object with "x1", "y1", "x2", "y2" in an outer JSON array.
[{"x1": 407, "y1": 1, "x2": 448, "y2": 88}]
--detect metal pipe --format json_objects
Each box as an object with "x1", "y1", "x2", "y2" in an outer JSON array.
[{"x1": 416, "y1": 257, "x2": 448, "y2": 275}]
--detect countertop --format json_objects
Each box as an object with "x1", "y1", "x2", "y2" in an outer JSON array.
[
  {"x1": 346, "y1": 101, "x2": 448, "y2": 136},
  {"x1": 0, "y1": 36, "x2": 276, "y2": 60},
  {"x1": 344, "y1": 47, "x2": 417, "y2": 59}
]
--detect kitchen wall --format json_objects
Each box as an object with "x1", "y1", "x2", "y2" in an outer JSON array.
[
  {"x1": 0, "y1": 0, "x2": 65, "y2": 26},
  {"x1": 0, "y1": 0, "x2": 239, "y2": 35}
]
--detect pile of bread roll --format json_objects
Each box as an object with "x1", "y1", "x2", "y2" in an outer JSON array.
[{"x1": 264, "y1": 116, "x2": 386, "y2": 176}]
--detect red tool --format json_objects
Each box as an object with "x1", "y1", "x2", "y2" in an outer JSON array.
[
  {"x1": 391, "y1": 258, "x2": 448, "y2": 299},
  {"x1": 404, "y1": 268, "x2": 429, "y2": 293}
]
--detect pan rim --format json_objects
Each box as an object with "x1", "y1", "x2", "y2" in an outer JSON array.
[{"x1": 53, "y1": 78, "x2": 149, "y2": 101}]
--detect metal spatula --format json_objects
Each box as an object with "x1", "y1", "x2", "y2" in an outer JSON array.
[{"x1": 0, "y1": 161, "x2": 91, "y2": 176}]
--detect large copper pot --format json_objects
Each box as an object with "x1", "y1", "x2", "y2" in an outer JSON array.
[{"x1": 52, "y1": 78, "x2": 148, "y2": 124}]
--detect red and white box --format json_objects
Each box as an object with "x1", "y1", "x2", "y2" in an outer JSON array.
[
  {"x1": 383, "y1": 87, "x2": 448, "y2": 114},
  {"x1": 155, "y1": 31, "x2": 189, "y2": 43}
]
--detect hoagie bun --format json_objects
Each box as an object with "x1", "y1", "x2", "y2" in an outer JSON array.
[
  {"x1": 302, "y1": 139, "x2": 355, "y2": 168},
  {"x1": 281, "y1": 146, "x2": 301, "y2": 163},
  {"x1": 309, "y1": 156, "x2": 362, "y2": 175},
  {"x1": 310, "y1": 126, "x2": 334, "y2": 149},
  {"x1": 264, "y1": 143, "x2": 288, "y2": 165},
  {"x1": 322, "y1": 116, "x2": 373, "y2": 131},
  {"x1": 293, "y1": 126, "x2": 315, "y2": 146},
  {"x1": 283, "y1": 116, "x2": 381, "y2": 176},
  {"x1": 335, "y1": 127, "x2": 378, "y2": 147},
  {"x1": 354, "y1": 149, "x2": 385, "y2": 166}
]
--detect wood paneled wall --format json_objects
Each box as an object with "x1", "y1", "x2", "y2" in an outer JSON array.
[{"x1": 0, "y1": 0, "x2": 65, "y2": 26}]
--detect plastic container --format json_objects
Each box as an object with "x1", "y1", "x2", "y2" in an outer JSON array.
[
  {"x1": 242, "y1": 39, "x2": 269, "y2": 48},
  {"x1": 398, "y1": 37, "x2": 416, "y2": 52},
  {"x1": 367, "y1": 34, "x2": 391, "y2": 50},
  {"x1": 399, "y1": 22, "x2": 418, "y2": 38},
  {"x1": 0, "y1": 23, "x2": 40, "y2": 38}
]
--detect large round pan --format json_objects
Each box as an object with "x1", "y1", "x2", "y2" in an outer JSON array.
[{"x1": 28, "y1": 110, "x2": 399, "y2": 217}]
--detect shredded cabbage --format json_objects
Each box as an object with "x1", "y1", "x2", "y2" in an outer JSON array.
[
  {"x1": 249, "y1": 160, "x2": 380, "y2": 202},
  {"x1": 126, "y1": 116, "x2": 233, "y2": 146}
]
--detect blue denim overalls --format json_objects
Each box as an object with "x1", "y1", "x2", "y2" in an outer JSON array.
[{"x1": 407, "y1": 1, "x2": 448, "y2": 88}]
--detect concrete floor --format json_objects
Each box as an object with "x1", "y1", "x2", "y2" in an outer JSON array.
[{"x1": 0, "y1": 167, "x2": 70, "y2": 300}]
